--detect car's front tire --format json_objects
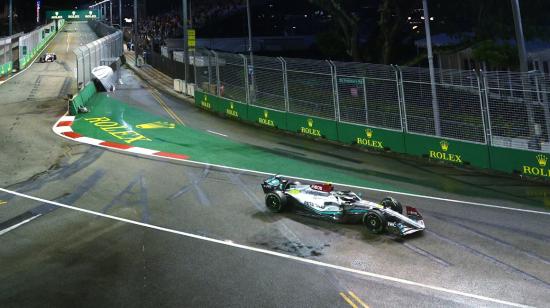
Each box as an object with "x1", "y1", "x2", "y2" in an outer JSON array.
[
  {"x1": 363, "y1": 210, "x2": 387, "y2": 234},
  {"x1": 265, "y1": 191, "x2": 287, "y2": 213}
]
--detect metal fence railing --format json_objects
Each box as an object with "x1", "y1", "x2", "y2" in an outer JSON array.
[
  {"x1": 166, "y1": 48, "x2": 550, "y2": 154},
  {"x1": 74, "y1": 21, "x2": 123, "y2": 86}
]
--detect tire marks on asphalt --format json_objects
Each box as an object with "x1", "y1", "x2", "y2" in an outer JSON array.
[
  {"x1": 426, "y1": 230, "x2": 550, "y2": 289},
  {"x1": 0, "y1": 169, "x2": 105, "y2": 235},
  {"x1": 431, "y1": 214, "x2": 550, "y2": 266},
  {"x1": 0, "y1": 146, "x2": 104, "y2": 203},
  {"x1": 167, "y1": 165, "x2": 211, "y2": 207},
  {"x1": 401, "y1": 242, "x2": 452, "y2": 267},
  {"x1": 101, "y1": 171, "x2": 150, "y2": 223}
]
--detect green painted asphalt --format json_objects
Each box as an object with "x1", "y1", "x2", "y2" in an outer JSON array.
[{"x1": 71, "y1": 93, "x2": 403, "y2": 191}]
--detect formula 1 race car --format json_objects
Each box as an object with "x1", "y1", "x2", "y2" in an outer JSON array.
[
  {"x1": 39, "y1": 53, "x2": 57, "y2": 63},
  {"x1": 261, "y1": 176, "x2": 425, "y2": 237}
]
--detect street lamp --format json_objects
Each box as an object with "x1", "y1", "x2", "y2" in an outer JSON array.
[
  {"x1": 422, "y1": 0, "x2": 440, "y2": 136},
  {"x1": 9, "y1": 0, "x2": 12, "y2": 36},
  {"x1": 246, "y1": 0, "x2": 255, "y2": 102},
  {"x1": 183, "y1": 0, "x2": 189, "y2": 90},
  {"x1": 511, "y1": 0, "x2": 528, "y2": 72}
]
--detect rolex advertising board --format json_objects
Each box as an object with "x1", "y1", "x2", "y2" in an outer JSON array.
[
  {"x1": 490, "y1": 146, "x2": 550, "y2": 178},
  {"x1": 338, "y1": 122, "x2": 406, "y2": 153},
  {"x1": 247, "y1": 106, "x2": 287, "y2": 130},
  {"x1": 286, "y1": 113, "x2": 338, "y2": 141},
  {"x1": 46, "y1": 10, "x2": 99, "y2": 21},
  {"x1": 404, "y1": 133, "x2": 491, "y2": 169}
]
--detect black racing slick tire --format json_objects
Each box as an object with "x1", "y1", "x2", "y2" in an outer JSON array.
[
  {"x1": 380, "y1": 197, "x2": 403, "y2": 214},
  {"x1": 363, "y1": 210, "x2": 387, "y2": 234},
  {"x1": 265, "y1": 191, "x2": 287, "y2": 213}
]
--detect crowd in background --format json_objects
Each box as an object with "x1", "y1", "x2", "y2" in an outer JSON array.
[{"x1": 137, "y1": 1, "x2": 245, "y2": 47}]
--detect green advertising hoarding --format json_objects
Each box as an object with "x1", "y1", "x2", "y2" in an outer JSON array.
[
  {"x1": 247, "y1": 106, "x2": 287, "y2": 130},
  {"x1": 338, "y1": 122, "x2": 406, "y2": 153},
  {"x1": 46, "y1": 10, "x2": 99, "y2": 21},
  {"x1": 489, "y1": 146, "x2": 550, "y2": 178},
  {"x1": 404, "y1": 133, "x2": 491, "y2": 168},
  {"x1": 286, "y1": 113, "x2": 339, "y2": 141}
]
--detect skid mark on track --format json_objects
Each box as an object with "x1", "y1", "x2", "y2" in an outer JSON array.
[
  {"x1": 101, "y1": 172, "x2": 150, "y2": 223},
  {"x1": 0, "y1": 147, "x2": 104, "y2": 203},
  {"x1": 168, "y1": 165, "x2": 211, "y2": 207},
  {"x1": 427, "y1": 230, "x2": 550, "y2": 288},
  {"x1": 0, "y1": 170, "x2": 105, "y2": 235},
  {"x1": 225, "y1": 170, "x2": 330, "y2": 258},
  {"x1": 431, "y1": 214, "x2": 550, "y2": 266},
  {"x1": 421, "y1": 209, "x2": 550, "y2": 243},
  {"x1": 401, "y1": 242, "x2": 452, "y2": 267}
]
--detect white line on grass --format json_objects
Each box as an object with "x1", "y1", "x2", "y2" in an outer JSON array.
[{"x1": 0, "y1": 187, "x2": 533, "y2": 308}]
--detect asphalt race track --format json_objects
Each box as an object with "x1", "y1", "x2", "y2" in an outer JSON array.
[{"x1": 1, "y1": 22, "x2": 549, "y2": 308}]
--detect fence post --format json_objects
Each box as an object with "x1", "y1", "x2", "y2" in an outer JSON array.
[
  {"x1": 279, "y1": 57, "x2": 290, "y2": 112},
  {"x1": 240, "y1": 54, "x2": 250, "y2": 104},
  {"x1": 394, "y1": 65, "x2": 408, "y2": 133},
  {"x1": 362, "y1": 76, "x2": 369, "y2": 125},
  {"x1": 477, "y1": 70, "x2": 491, "y2": 146},
  {"x1": 328, "y1": 60, "x2": 340, "y2": 122},
  {"x1": 211, "y1": 50, "x2": 221, "y2": 96}
]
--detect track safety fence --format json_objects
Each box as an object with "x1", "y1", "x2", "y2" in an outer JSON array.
[
  {"x1": 74, "y1": 21, "x2": 123, "y2": 86},
  {"x1": 192, "y1": 48, "x2": 550, "y2": 155}
]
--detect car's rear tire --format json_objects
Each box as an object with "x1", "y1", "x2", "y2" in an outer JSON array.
[
  {"x1": 380, "y1": 197, "x2": 403, "y2": 214},
  {"x1": 363, "y1": 210, "x2": 387, "y2": 234},
  {"x1": 265, "y1": 191, "x2": 287, "y2": 213}
]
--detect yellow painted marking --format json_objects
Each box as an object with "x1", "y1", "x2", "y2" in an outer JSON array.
[
  {"x1": 136, "y1": 121, "x2": 176, "y2": 129},
  {"x1": 339, "y1": 292, "x2": 358, "y2": 308},
  {"x1": 149, "y1": 90, "x2": 185, "y2": 126},
  {"x1": 348, "y1": 291, "x2": 369, "y2": 308},
  {"x1": 0, "y1": 200, "x2": 7, "y2": 206}
]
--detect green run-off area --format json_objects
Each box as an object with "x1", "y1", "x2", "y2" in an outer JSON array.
[{"x1": 71, "y1": 93, "x2": 402, "y2": 191}]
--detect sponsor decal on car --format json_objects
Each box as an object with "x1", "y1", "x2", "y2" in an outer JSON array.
[
  {"x1": 522, "y1": 154, "x2": 550, "y2": 177},
  {"x1": 356, "y1": 128, "x2": 384, "y2": 149},
  {"x1": 300, "y1": 118, "x2": 321, "y2": 137},
  {"x1": 84, "y1": 117, "x2": 152, "y2": 144},
  {"x1": 429, "y1": 140, "x2": 463, "y2": 163}
]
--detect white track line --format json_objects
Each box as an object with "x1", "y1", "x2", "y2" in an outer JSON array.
[
  {"x1": 0, "y1": 214, "x2": 42, "y2": 236},
  {"x1": 0, "y1": 188, "x2": 533, "y2": 308},
  {"x1": 207, "y1": 130, "x2": 228, "y2": 137},
  {"x1": 51, "y1": 116, "x2": 550, "y2": 217}
]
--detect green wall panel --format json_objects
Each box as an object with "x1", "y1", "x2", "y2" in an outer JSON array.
[
  {"x1": 286, "y1": 113, "x2": 338, "y2": 141},
  {"x1": 215, "y1": 97, "x2": 248, "y2": 120},
  {"x1": 247, "y1": 106, "x2": 287, "y2": 130},
  {"x1": 405, "y1": 133, "x2": 490, "y2": 168},
  {"x1": 194, "y1": 90, "x2": 217, "y2": 112},
  {"x1": 338, "y1": 122, "x2": 405, "y2": 153},
  {"x1": 489, "y1": 146, "x2": 550, "y2": 178}
]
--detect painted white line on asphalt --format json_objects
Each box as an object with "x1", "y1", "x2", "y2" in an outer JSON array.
[
  {"x1": 0, "y1": 214, "x2": 42, "y2": 236},
  {"x1": 0, "y1": 187, "x2": 532, "y2": 308},
  {"x1": 207, "y1": 130, "x2": 228, "y2": 137},
  {"x1": 51, "y1": 114, "x2": 550, "y2": 217}
]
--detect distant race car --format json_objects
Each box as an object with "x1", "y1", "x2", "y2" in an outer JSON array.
[
  {"x1": 39, "y1": 53, "x2": 57, "y2": 63},
  {"x1": 261, "y1": 176, "x2": 425, "y2": 237}
]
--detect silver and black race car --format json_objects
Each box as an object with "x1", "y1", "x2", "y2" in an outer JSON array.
[
  {"x1": 39, "y1": 53, "x2": 57, "y2": 63},
  {"x1": 261, "y1": 176, "x2": 425, "y2": 237}
]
